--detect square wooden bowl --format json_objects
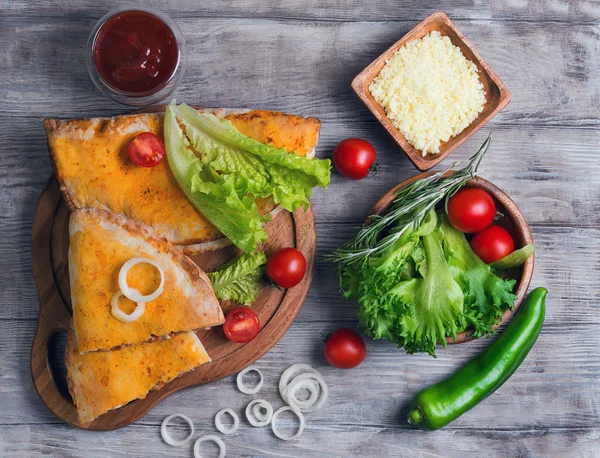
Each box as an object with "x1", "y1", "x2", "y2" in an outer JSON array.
[{"x1": 351, "y1": 11, "x2": 511, "y2": 171}]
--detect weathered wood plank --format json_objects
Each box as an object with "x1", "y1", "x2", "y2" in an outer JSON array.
[
  {"x1": 1, "y1": 0, "x2": 599, "y2": 455},
  {"x1": 3, "y1": 0, "x2": 599, "y2": 23},
  {"x1": 2, "y1": 422, "x2": 599, "y2": 458},
  {"x1": 1, "y1": 121, "x2": 599, "y2": 323},
  {"x1": 1, "y1": 424, "x2": 600, "y2": 458},
  {"x1": 4, "y1": 196, "x2": 600, "y2": 322},
  {"x1": 1, "y1": 314, "x2": 599, "y2": 429},
  {"x1": 1, "y1": 118, "x2": 599, "y2": 228},
  {"x1": 0, "y1": 19, "x2": 598, "y2": 126},
  {"x1": 1, "y1": 313, "x2": 599, "y2": 458}
]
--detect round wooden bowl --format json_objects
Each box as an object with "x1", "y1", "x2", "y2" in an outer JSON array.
[{"x1": 369, "y1": 173, "x2": 534, "y2": 344}]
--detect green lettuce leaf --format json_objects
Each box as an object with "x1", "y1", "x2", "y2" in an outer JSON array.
[
  {"x1": 357, "y1": 223, "x2": 465, "y2": 357},
  {"x1": 347, "y1": 210, "x2": 517, "y2": 357},
  {"x1": 440, "y1": 215, "x2": 517, "y2": 336},
  {"x1": 340, "y1": 209, "x2": 437, "y2": 301},
  {"x1": 165, "y1": 102, "x2": 331, "y2": 252},
  {"x1": 164, "y1": 105, "x2": 266, "y2": 252},
  {"x1": 207, "y1": 252, "x2": 267, "y2": 306}
]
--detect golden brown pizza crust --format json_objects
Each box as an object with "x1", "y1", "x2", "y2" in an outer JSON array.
[
  {"x1": 44, "y1": 118, "x2": 78, "y2": 212},
  {"x1": 44, "y1": 109, "x2": 321, "y2": 247},
  {"x1": 223, "y1": 109, "x2": 320, "y2": 158},
  {"x1": 84, "y1": 206, "x2": 215, "y2": 289},
  {"x1": 69, "y1": 207, "x2": 224, "y2": 353},
  {"x1": 65, "y1": 325, "x2": 210, "y2": 423}
]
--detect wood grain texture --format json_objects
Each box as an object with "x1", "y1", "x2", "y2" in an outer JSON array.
[{"x1": 1, "y1": 0, "x2": 599, "y2": 456}]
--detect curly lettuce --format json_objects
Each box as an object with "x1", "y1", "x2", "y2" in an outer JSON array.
[
  {"x1": 440, "y1": 215, "x2": 516, "y2": 336},
  {"x1": 357, "y1": 221, "x2": 465, "y2": 356},
  {"x1": 340, "y1": 209, "x2": 438, "y2": 301},
  {"x1": 165, "y1": 103, "x2": 331, "y2": 251},
  {"x1": 207, "y1": 252, "x2": 267, "y2": 306},
  {"x1": 346, "y1": 210, "x2": 517, "y2": 357}
]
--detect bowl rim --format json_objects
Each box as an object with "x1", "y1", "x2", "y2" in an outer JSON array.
[
  {"x1": 351, "y1": 11, "x2": 511, "y2": 171},
  {"x1": 85, "y1": 5, "x2": 187, "y2": 107},
  {"x1": 368, "y1": 172, "x2": 534, "y2": 344}
]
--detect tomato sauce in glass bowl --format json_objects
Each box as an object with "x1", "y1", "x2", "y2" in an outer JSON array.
[{"x1": 87, "y1": 7, "x2": 186, "y2": 106}]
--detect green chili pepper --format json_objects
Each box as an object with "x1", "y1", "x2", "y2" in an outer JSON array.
[{"x1": 407, "y1": 287, "x2": 547, "y2": 430}]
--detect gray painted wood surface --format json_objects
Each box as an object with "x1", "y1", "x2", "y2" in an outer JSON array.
[{"x1": 1, "y1": 1, "x2": 599, "y2": 456}]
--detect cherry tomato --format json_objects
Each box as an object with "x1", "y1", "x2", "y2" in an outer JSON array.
[
  {"x1": 127, "y1": 132, "x2": 165, "y2": 167},
  {"x1": 470, "y1": 225, "x2": 515, "y2": 264},
  {"x1": 266, "y1": 248, "x2": 306, "y2": 288},
  {"x1": 223, "y1": 308, "x2": 260, "y2": 343},
  {"x1": 324, "y1": 328, "x2": 366, "y2": 369},
  {"x1": 332, "y1": 138, "x2": 376, "y2": 180},
  {"x1": 447, "y1": 188, "x2": 496, "y2": 233}
]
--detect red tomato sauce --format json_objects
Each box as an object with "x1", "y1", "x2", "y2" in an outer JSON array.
[{"x1": 93, "y1": 11, "x2": 178, "y2": 94}]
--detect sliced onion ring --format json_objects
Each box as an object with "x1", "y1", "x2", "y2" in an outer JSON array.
[
  {"x1": 161, "y1": 413, "x2": 194, "y2": 446},
  {"x1": 284, "y1": 372, "x2": 328, "y2": 413},
  {"x1": 278, "y1": 364, "x2": 320, "y2": 400},
  {"x1": 111, "y1": 289, "x2": 146, "y2": 323},
  {"x1": 118, "y1": 257, "x2": 165, "y2": 303},
  {"x1": 245, "y1": 399, "x2": 273, "y2": 427},
  {"x1": 284, "y1": 376, "x2": 319, "y2": 409},
  {"x1": 271, "y1": 406, "x2": 305, "y2": 441},
  {"x1": 215, "y1": 408, "x2": 239, "y2": 435},
  {"x1": 252, "y1": 404, "x2": 270, "y2": 422},
  {"x1": 193, "y1": 434, "x2": 226, "y2": 458},
  {"x1": 237, "y1": 367, "x2": 263, "y2": 394}
]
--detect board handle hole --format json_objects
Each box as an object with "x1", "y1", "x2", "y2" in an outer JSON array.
[{"x1": 47, "y1": 331, "x2": 72, "y2": 402}]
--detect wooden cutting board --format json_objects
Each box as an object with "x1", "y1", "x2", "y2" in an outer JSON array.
[{"x1": 30, "y1": 177, "x2": 316, "y2": 430}]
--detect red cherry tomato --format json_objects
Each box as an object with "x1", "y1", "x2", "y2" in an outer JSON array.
[
  {"x1": 266, "y1": 248, "x2": 306, "y2": 288},
  {"x1": 332, "y1": 138, "x2": 376, "y2": 180},
  {"x1": 324, "y1": 328, "x2": 366, "y2": 369},
  {"x1": 470, "y1": 225, "x2": 515, "y2": 264},
  {"x1": 447, "y1": 188, "x2": 496, "y2": 233},
  {"x1": 127, "y1": 132, "x2": 165, "y2": 167},
  {"x1": 223, "y1": 308, "x2": 260, "y2": 343}
]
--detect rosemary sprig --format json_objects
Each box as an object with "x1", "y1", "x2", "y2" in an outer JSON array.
[{"x1": 331, "y1": 133, "x2": 492, "y2": 269}]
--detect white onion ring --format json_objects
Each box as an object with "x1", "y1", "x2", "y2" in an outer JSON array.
[
  {"x1": 214, "y1": 408, "x2": 239, "y2": 435},
  {"x1": 193, "y1": 434, "x2": 226, "y2": 458},
  {"x1": 252, "y1": 404, "x2": 270, "y2": 422},
  {"x1": 284, "y1": 373, "x2": 328, "y2": 412},
  {"x1": 161, "y1": 413, "x2": 194, "y2": 446},
  {"x1": 111, "y1": 289, "x2": 146, "y2": 323},
  {"x1": 278, "y1": 364, "x2": 320, "y2": 400},
  {"x1": 118, "y1": 257, "x2": 165, "y2": 303},
  {"x1": 245, "y1": 399, "x2": 273, "y2": 427},
  {"x1": 271, "y1": 406, "x2": 305, "y2": 440},
  {"x1": 237, "y1": 367, "x2": 263, "y2": 394},
  {"x1": 284, "y1": 376, "x2": 320, "y2": 409}
]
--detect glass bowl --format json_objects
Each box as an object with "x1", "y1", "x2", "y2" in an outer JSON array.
[{"x1": 86, "y1": 6, "x2": 186, "y2": 107}]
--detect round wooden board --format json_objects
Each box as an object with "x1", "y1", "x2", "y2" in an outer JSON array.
[
  {"x1": 369, "y1": 173, "x2": 534, "y2": 344},
  {"x1": 31, "y1": 177, "x2": 316, "y2": 430}
]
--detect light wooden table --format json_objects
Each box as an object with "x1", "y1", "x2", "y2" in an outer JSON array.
[{"x1": 1, "y1": 1, "x2": 599, "y2": 457}]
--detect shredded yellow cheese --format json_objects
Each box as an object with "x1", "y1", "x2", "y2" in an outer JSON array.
[{"x1": 369, "y1": 31, "x2": 486, "y2": 156}]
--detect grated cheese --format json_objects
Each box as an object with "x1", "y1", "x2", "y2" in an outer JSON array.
[{"x1": 369, "y1": 31, "x2": 486, "y2": 156}]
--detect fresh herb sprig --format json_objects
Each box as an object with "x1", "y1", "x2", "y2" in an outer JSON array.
[{"x1": 331, "y1": 133, "x2": 491, "y2": 270}]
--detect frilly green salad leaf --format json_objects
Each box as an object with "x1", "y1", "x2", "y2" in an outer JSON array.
[
  {"x1": 440, "y1": 215, "x2": 516, "y2": 336},
  {"x1": 356, "y1": 212, "x2": 467, "y2": 356},
  {"x1": 332, "y1": 135, "x2": 520, "y2": 357},
  {"x1": 164, "y1": 102, "x2": 331, "y2": 252},
  {"x1": 207, "y1": 251, "x2": 267, "y2": 306},
  {"x1": 396, "y1": 226, "x2": 466, "y2": 355}
]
